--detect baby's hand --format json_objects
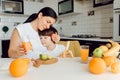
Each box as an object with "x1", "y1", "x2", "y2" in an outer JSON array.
[
  {"x1": 51, "y1": 33, "x2": 60, "y2": 43},
  {"x1": 59, "y1": 50, "x2": 74, "y2": 58}
]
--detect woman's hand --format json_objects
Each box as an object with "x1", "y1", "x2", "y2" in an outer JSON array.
[
  {"x1": 59, "y1": 50, "x2": 74, "y2": 58},
  {"x1": 16, "y1": 45, "x2": 26, "y2": 56},
  {"x1": 8, "y1": 44, "x2": 26, "y2": 58},
  {"x1": 51, "y1": 33, "x2": 60, "y2": 43}
]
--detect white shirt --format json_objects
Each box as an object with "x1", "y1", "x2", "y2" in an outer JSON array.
[
  {"x1": 16, "y1": 23, "x2": 47, "y2": 58},
  {"x1": 43, "y1": 44, "x2": 65, "y2": 57}
]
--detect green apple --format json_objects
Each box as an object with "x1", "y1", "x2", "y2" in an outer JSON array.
[
  {"x1": 40, "y1": 54, "x2": 48, "y2": 60},
  {"x1": 39, "y1": 54, "x2": 43, "y2": 59},
  {"x1": 47, "y1": 55, "x2": 53, "y2": 60},
  {"x1": 93, "y1": 48, "x2": 103, "y2": 58}
]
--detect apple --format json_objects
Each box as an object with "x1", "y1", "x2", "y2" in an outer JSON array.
[
  {"x1": 93, "y1": 48, "x2": 103, "y2": 58},
  {"x1": 47, "y1": 55, "x2": 53, "y2": 59},
  {"x1": 40, "y1": 54, "x2": 48, "y2": 60}
]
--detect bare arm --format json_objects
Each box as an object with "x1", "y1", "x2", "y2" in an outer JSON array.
[{"x1": 8, "y1": 28, "x2": 26, "y2": 58}]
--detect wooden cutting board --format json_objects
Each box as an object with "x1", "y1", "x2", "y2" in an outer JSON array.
[
  {"x1": 32, "y1": 58, "x2": 58, "y2": 67},
  {"x1": 41, "y1": 58, "x2": 58, "y2": 65}
]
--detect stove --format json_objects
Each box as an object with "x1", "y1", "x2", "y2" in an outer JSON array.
[
  {"x1": 72, "y1": 34, "x2": 98, "y2": 38},
  {"x1": 71, "y1": 34, "x2": 113, "y2": 39}
]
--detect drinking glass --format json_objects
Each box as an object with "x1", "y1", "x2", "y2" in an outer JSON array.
[
  {"x1": 80, "y1": 45, "x2": 89, "y2": 63},
  {"x1": 21, "y1": 36, "x2": 32, "y2": 53}
]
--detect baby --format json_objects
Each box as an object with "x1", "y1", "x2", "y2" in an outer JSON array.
[{"x1": 38, "y1": 26, "x2": 73, "y2": 58}]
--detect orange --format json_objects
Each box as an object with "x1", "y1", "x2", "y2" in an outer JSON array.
[
  {"x1": 111, "y1": 62, "x2": 120, "y2": 73},
  {"x1": 89, "y1": 58, "x2": 106, "y2": 74},
  {"x1": 102, "y1": 56, "x2": 117, "y2": 67},
  {"x1": 9, "y1": 58, "x2": 30, "y2": 77}
]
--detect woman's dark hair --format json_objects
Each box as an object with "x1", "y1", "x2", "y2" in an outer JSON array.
[
  {"x1": 24, "y1": 7, "x2": 57, "y2": 23},
  {"x1": 38, "y1": 26, "x2": 58, "y2": 36}
]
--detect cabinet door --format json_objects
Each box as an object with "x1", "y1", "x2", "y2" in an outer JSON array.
[
  {"x1": 24, "y1": 0, "x2": 58, "y2": 15},
  {"x1": 44, "y1": 0, "x2": 58, "y2": 15},
  {"x1": 24, "y1": 1, "x2": 44, "y2": 15},
  {"x1": 1, "y1": 40, "x2": 10, "y2": 58}
]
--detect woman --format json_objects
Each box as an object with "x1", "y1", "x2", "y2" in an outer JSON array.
[{"x1": 8, "y1": 7, "x2": 60, "y2": 58}]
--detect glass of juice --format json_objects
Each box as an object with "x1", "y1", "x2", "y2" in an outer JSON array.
[
  {"x1": 80, "y1": 45, "x2": 89, "y2": 63},
  {"x1": 22, "y1": 36, "x2": 32, "y2": 53}
]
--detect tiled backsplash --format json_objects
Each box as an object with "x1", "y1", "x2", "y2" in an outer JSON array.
[
  {"x1": 55, "y1": 0, "x2": 113, "y2": 37},
  {"x1": 0, "y1": 15, "x2": 28, "y2": 38},
  {"x1": 0, "y1": 15, "x2": 28, "y2": 55}
]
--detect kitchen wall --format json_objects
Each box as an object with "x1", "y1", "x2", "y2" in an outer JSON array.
[
  {"x1": 55, "y1": 0, "x2": 113, "y2": 37},
  {"x1": 0, "y1": 0, "x2": 59, "y2": 56},
  {"x1": 0, "y1": 15, "x2": 28, "y2": 55},
  {"x1": 0, "y1": 15, "x2": 28, "y2": 38},
  {"x1": 0, "y1": 0, "x2": 113, "y2": 56}
]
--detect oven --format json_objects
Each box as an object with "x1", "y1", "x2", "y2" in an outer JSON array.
[
  {"x1": 113, "y1": 0, "x2": 120, "y2": 41},
  {"x1": 1, "y1": 0, "x2": 24, "y2": 14}
]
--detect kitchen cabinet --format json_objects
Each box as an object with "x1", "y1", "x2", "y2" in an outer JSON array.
[
  {"x1": 1, "y1": 0, "x2": 24, "y2": 14},
  {"x1": 0, "y1": 1, "x2": 23, "y2": 14},
  {"x1": 24, "y1": 1, "x2": 44, "y2": 15},
  {"x1": 1, "y1": 40, "x2": 10, "y2": 58},
  {"x1": 93, "y1": 0, "x2": 113, "y2": 7},
  {"x1": 24, "y1": 0, "x2": 58, "y2": 15},
  {"x1": 58, "y1": 0, "x2": 83, "y2": 17},
  {"x1": 44, "y1": 0, "x2": 58, "y2": 15}
]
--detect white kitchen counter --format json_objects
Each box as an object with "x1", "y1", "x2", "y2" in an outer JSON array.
[
  {"x1": 0, "y1": 57, "x2": 120, "y2": 80},
  {"x1": 60, "y1": 37, "x2": 114, "y2": 42}
]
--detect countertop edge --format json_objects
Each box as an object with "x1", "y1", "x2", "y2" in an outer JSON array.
[{"x1": 60, "y1": 37, "x2": 114, "y2": 42}]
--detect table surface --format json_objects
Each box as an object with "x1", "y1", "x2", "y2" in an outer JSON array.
[{"x1": 0, "y1": 57, "x2": 120, "y2": 80}]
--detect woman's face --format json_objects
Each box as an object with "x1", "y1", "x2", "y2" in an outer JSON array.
[
  {"x1": 40, "y1": 36, "x2": 53, "y2": 47},
  {"x1": 37, "y1": 13, "x2": 56, "y2": 31}
]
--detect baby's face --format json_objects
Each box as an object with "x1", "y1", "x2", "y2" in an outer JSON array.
[{"x1": 40, "y1": 36, "x2": 53, "y2": 47}]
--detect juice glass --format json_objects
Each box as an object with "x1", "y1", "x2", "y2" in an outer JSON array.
[
  {"x1": 22, "y1": 36, "x2": 32, "y2": 53},
  {"x1": 80, "y1": 45, "x2": 89, "y2": 63}
]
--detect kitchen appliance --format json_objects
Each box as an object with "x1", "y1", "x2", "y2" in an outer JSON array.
[
  {"x1": 1, "y1": 0, "x2": 24, "y2": 14},
  {"x1": 113, "y1": 0, "x2": 120, "y2": 41},
  {"x1": 93, "y1": 0, "x2": 113, "y2": 7},
  {"x1": 58, "y1": 0, "x2": 73, "y2": 15},
  {"x1": 72, "y1": 34, "x2": 98, "y2": 38},
  {"x1": 72, "y1": 34, "x2": 112, "y2": 39}
]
